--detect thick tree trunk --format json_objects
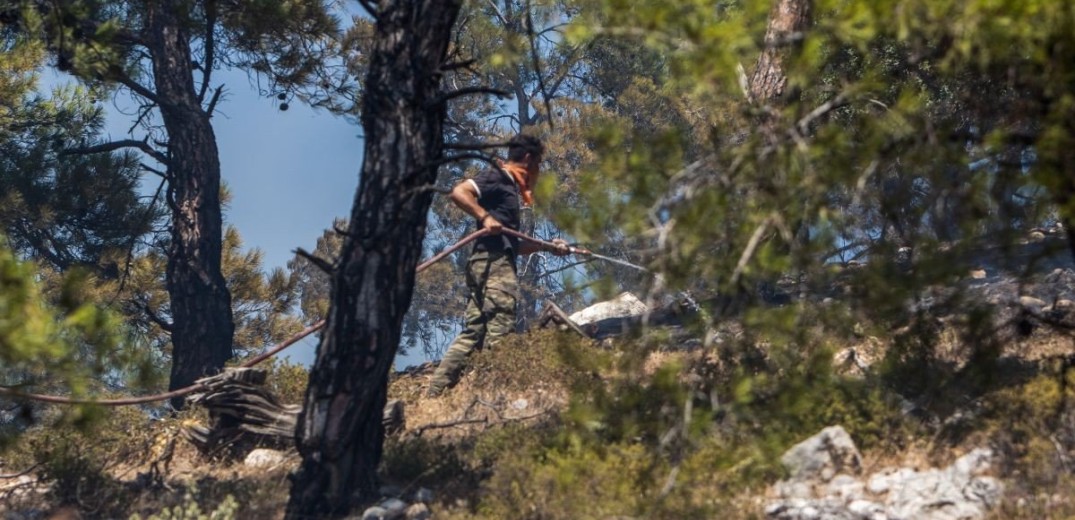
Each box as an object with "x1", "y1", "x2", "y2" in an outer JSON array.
[
  {"x1": 286, "y1": 2, "x2": 462, "y2": 518},
  {"x1": 146, "y1": 1, "x2": 235, "y2": 409}
]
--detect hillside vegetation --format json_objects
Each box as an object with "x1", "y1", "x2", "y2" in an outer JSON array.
[
  {"x1": 4, "y1": 241, "x2": 1075, "y2": 519},
  {"x1": 6, "y1": 0, "x2": 1075, "y2": 518}
]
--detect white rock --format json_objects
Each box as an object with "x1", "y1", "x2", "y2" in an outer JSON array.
[
  {"x1": 568, "y1": 292, "x2": 647, "y2": 326},
  {"x1": 773, "y1": 479, "x2": 814, "y2": 499},
  {"x1": 883, "y1": 451, "x2": 1003, "y2": 520},
  {"x1": 826, "y1": 474, "x2": 864, "y2": 499},
  {"x1": 243, "y1": 448, "x2": 288, "y2": 469},
  {"x1": 780, "y1": 426, "x2": 862, "y2": 482}
]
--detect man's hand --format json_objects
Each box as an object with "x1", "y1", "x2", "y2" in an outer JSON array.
[
  {"x1": 548, "y1": 238, "x2": 571, "y2": 256},
  {"x1": 481, "y1": 213, "x2": 503, "y2": 234}
]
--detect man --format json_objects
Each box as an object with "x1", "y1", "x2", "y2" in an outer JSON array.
[{"x1": 427, "y1": 134, "x2": 570, "y2": 397}]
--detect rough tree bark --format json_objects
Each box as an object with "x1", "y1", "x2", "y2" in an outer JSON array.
[
  {"x1": 146, "y1": 1, "x2": 235, "y2": 409},
  {"x1": 286, "y1": 2, "x2": 463, "y2": 518},
  {"x1": 749, "y1": 0, "x2": 812, "y2": 104}
]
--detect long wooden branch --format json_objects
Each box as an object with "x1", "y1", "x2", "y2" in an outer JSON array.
[
  {"x1": 110, "y1": 71, "x2": 165, "y2": 108},
  {"x1": 0, "y1": 463, "x2": 41, "y2": 480},
  {"x1": 139, "y1": 162, "x2": 168, "y2": 179},
  {"x1": 206, "y1": 85, "x2": 224, "y2": 117},
  {"x1": 294, "y1": 248, "x2": 334, "y2": 275},
  {"x1": 63, "y1": 139, "x2": 168, "y2": 165}
]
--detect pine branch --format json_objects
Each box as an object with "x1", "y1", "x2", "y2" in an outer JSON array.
[
  {"x1": 294, "y1": 248, "x2": 334, "y2": 275},
  {"x1": 63, "y1": 139, "x2": 168, "y2": 165}
]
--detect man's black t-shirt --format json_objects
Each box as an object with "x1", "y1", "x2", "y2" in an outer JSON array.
[{"x1": 469, "y1": 167, "x2": 523, "y2": 256}]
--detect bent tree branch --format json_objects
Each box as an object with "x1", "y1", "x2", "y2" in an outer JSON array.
[{"x1": 64, "y1": 139, "x2": 169, "y2": 165}]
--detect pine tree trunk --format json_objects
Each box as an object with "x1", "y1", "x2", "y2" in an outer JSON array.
[
  {"x1": 146, "y1": 1, "x2": 235, "y2": 409},
  {"x1": 749, "y1": 0, "x2": 812, "y2": 103},
  {"x1": 286, "y1": 2, "x2": 462, "y2": 518}
]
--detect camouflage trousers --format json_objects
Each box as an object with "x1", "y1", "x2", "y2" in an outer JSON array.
[{"x1": 427, "y1": 251, "x2": 518, "y2": 396}]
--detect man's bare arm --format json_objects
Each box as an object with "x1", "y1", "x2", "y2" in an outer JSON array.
[{"x1": 450, "y1": 181, "x2": 502, "y2": 234}]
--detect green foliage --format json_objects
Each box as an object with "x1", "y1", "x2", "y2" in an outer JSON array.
[
  {"x1": 549, "y1": 8, "x2": 1075, "y2": 483},
  {"x1": 979, "y1": 367, "x2": 1075, "y2": 490},
  {"x1": 0, "y1": 239, "x2": 155, "y2": 424},
  {"x1": 131, "y1": 492, "x2": 238, "y2": 520},
  {"x1": 0, "y1": 36, "x2": 45, "y2": 127},
  {"x1": 263, "y1": 357, "x2": 309, "y2": 405},
  {"x1": 561, "y1": 0, "x2": 1074, "y2": 288},
  {"x1": 0, "y1": 32, "x2": 160, "y2": 272},
  {"x1": 381, "y1": 436, "x2": 471, "y2": 489},
  {"x1": 119, "y1": 223, "x2": 303, "y2": 362},
  {"x1": 222, "y1": 226, "x2": 303, "y2": 355},
  {"x1": 456, "y1": 324, "x2": 910, "y2": 519},
  {"x1": 478, "y1": 441, "x2": 673, "y2": 519},
  {"x1": 0, "y1": 27, "x2": 165, "y2": 405}
]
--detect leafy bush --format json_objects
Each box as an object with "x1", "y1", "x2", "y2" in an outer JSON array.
[
  {"x1": 263, "y1": 358, "x2": 309, "y2": 405},
  {"x1": 130, "y1": 491, "x2": 238, "y2": 520}
]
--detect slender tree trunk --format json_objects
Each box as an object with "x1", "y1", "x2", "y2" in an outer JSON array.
[
  {"x1": 146, "y1": 1, "x2": 234, "y2": 409},
  {"x1": 748, "y1": 0, "x2": 812, "y2": 299},
  {"x1": 749, "y1": 0, "x2": 811, "y2": 104},
  {"x1": 286, "y1": 2, "x2": 462, "y2": 518}
]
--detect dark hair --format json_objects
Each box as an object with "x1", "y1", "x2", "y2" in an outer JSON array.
[{"x1": 506, "y1": 134, "x2": 544, "y2": 163}]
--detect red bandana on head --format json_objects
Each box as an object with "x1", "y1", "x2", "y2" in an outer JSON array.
[{"x1": 499, "y1": 161, "x2": 533, "y2": 207}]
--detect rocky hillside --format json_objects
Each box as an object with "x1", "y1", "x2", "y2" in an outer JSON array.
[{"x1": 3, "y1": 244, "x2": 1075, "y2": 519}]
